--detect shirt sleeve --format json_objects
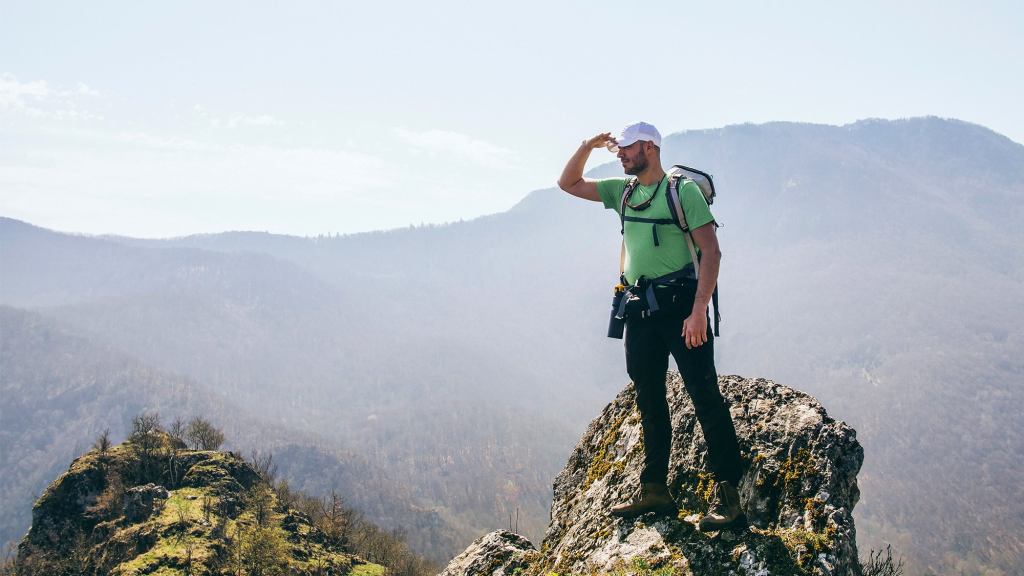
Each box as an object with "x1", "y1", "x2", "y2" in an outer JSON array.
[
  {"x1": 679, "y1": 180, "x2": 715, "y2": 229},
  {"x1": 596, "y1": 178, "x2": 629, "y2": 210}
]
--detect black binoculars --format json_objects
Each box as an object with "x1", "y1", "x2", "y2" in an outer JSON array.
[{"x1": 607, "y1": 288, "x2": 627, "y2": 339}]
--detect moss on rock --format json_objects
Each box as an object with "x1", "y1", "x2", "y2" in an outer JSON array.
[{"x1": 16, "y1": 437, "x2": 384, "y2": 576}]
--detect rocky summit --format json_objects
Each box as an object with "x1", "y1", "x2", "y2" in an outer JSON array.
[
  {"x1": 441, "y1": 374, "x2": 864, "y2": 576},
  {"x1": 12, "y1": 433, "x2": 383, "y2": 576}
]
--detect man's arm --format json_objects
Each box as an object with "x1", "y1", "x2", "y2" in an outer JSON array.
[
  {"x1": 682, "y1": 222, "x2": 722, "y2": 348},
  {"x1": 558, "y1": 132, "x2": 614, "y2": 202}
]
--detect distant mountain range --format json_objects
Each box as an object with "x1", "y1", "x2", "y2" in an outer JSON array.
[{"x1": 2, "y1": 117, "x2": 1022, "y2": 575}]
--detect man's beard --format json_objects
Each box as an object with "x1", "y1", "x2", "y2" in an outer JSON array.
[{"x1": 624, "y1": 154, "x2": 648, "y2": 176}]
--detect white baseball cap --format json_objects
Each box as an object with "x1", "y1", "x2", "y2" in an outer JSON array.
[{"x1": 616, "y1": 121, "x2": 661, "y2": 148}]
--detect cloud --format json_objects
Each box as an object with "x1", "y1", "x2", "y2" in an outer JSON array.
[
  {"x1": 394, "y1": 127, "x2": 521, "y2": 169},
  {"x1": 76, "y1": 82, "x2": 101, "y2": 97},
  {"x1": 0, "y1": 73, "x2": 102, "y2": 120},
  {"x1": 232, "y1": 114, "x2": 284, "y2": 128},
  {"x1": 0, "y1": 87, "x2": 529, "y2": 237},
  {"x1": 192, "y1": 104, "x2": 286, "y2": 129},
  {"x1": 0, "y1": 121, "x2": 404, "y2": 237},
  {"x1": 0, "y1": 74, "x2": 51, "y2": 112}
]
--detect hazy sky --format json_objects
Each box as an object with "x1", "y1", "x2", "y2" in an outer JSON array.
[{"x1": 2, "y1": 1, "x2": 1022, "y2": 237}]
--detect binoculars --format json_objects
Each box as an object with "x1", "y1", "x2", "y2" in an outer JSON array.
[{"x1": 607, "y1": 288, "x2": 627, "y2": 339}]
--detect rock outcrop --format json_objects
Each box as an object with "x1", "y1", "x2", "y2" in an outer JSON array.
[
  {"x1": 14, "y1": 433, "x2": 383, "y2": 575},
  {"x1": 441, "y1": 374, "x2": 864, "y2": 576},
  {"x1": 438, "y1": 530, "x2": 536, "y2": 576},
  {"x1": 122, "y1": 483, "x2": 170, "y2": 522}
]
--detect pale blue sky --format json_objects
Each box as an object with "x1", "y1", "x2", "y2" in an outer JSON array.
[{"x1": 2, "y1": 0, "x2": 1022, "y2": 237}]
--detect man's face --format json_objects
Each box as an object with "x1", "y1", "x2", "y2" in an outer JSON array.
[{"x1": 617, "y1": 141, "x2": 649, "y2": 176}]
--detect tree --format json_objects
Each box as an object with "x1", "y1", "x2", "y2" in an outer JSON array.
[
  {"x1": 862, "y1": 545, "x2": 904, "y2": 576},
  {"x1": 129, "y1": 411, "x2": 164, "y2": 481},
  {"x1": 129, "y1": 411, "x2": 163, "y2": 454},
  {"x1": 317, "y1": 490, "x2": 349, "y2": 548},
  {"x1": 92, "y1": 428, "x2": 111, "y2": 453},
  {"x1": 169, "y1": 416, "x2": 186, "y2": 445},
  {"x1": 248, "y1": 449, "x2": 277, "y2": 485},
  {"x1": 130, "y1": 411, "x2": 162, "y2": 437},
  {"x1": 241, "y1": 526, "x2": 289, "y2": 576},
  {"x1": 245, "y1": 485, "x2": 275, "y2": 527},
  {"x1": 184, "y1": 416, "x2": 224, "y2": 450}
]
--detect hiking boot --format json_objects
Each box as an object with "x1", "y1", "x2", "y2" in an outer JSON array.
[
  {"x1": 610, "y1": 483, "x2": 677, "y2": 518},
  {"x1": 698, "y1": 480, "x2": 746, "y2": 531}
]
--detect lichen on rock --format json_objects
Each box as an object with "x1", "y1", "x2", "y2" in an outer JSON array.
[
  {"x1": 14, "y1": 434, "x2": 383, "y2": 576},
  {"x1": 122, "y1": 483, "x2": 169, "y2": 522},
  {"x1": 437, "y1": 530, "x2": 536, "y2": 576},
  {"x1": 440, "y1": 373, "x2": 864, "y2": 576}
]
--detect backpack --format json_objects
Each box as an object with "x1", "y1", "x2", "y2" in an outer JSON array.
[{"x1": 617, "y1": 164, "x2": 720, "y2": 334}]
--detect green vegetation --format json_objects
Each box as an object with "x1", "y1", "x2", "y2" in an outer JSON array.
[
  {"x1": 349, "y1": 565, "x2": 386, "y2": 576},
  {"x1": 777, "y1": 449, "x2": 815, "y2": 497},
  {"x1": 584, "y1": 413, "x2": 632, "y2": 490},
  {"x1": 1, "y1": 412, "x2": 432, "y2": 576}
]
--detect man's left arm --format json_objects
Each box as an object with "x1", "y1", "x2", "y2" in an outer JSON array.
[{"x1": 682, "y1": 222, "x2": 721, "y2": 349}]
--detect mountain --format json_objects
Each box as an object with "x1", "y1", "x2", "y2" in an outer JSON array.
[
  {"x1": 0, "y1": 214, "x2": 604, "y2": 561},
  {"x1": 440, "y1": 374, "x2": 865, "y2": 576},
  {"x1": 2, "y1": 117, "x2": 1022, "y2": 574}
]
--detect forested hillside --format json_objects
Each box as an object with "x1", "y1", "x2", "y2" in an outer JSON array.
[
  {"x1": 0, "y1": 307, "x2": 464, "y2": 562},
  {"x1": 2, "y1": 117, "x2": 1021, "y2": 574}
]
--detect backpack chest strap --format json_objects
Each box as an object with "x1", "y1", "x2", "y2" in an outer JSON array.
[{"x1": 622, "y1": 215, "x2": 676, "y2": 246}]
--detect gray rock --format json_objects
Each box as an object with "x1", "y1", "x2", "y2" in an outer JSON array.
[
  {"x1": 122, "y1": 483, "x2": 169, "y2": 522},
  {"x1": 441, "y1": 374, "x2": 864, "y2": 576},
  {"x1": 438, "y1": 530, "x2": 535, "y2": 576}
]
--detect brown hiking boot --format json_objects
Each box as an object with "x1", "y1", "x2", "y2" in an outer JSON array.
[
  {"x1": 698, "y1": 480, "x2": 746, "y2": 531},
  {"x1": 610, "y1": 483, "x2": 677, "y2": 518}
]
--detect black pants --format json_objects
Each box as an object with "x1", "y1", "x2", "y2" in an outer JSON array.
[{"x1": 624, "y1": 285, "x2": 743, "y2": 486}]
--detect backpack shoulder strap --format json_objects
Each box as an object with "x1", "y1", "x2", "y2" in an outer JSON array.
[
  {"x1": 617, "y1": 177, "x2": 640, "y2": 280},
  {"x1": 619, "y1": 177, "x2": 639, "y2": 235},
  {"x1": 666, "y1": 173, "x2": 691, "y2": 231},
  {"x1": 667, "y1": 174, "x2": 701, "y2": 280},
  {"x1": 669, "y1": 169, "x2": 722, "y2": 335}
]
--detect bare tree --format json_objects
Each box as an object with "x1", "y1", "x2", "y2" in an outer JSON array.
[
  {"x1": 274, "y1": 478, "x2": 299, "y2": 510},
  {"x1": 169, "y1": 416, "x2": 187, "y2": 446},
  {"x1": 248, "y1": 449, "x2": 277, "y2": 485},
  {"x1": 317, "y1": 490, "x2": 349, "y2": 548},
  {"x1": 130, "y1": 411, "x2": 162, "y2": 438},
  {"x1": 129, "y1": 411, "x2": 164, "y2": 481},
  {"x1": 0, "y1": 543, "x2": 16, "y2": 576},
  {"x1": 862, "y1": 545, "x2": 904, "y2": 576},
  {"x1": 185, "y1": 416, "x2": 225, "y2": 451},
  {"x1": 92, "y1": 428, "x2": 111, "y2": 453},
  {"x1": 129, "y1": 411, "x2": 163, "y2": 454}
]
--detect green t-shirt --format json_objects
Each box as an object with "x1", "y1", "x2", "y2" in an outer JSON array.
[{"x1": 597, "y1": 176, "x2": 715, "y2": 284}]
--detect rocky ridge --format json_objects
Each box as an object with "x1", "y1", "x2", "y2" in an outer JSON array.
[
  {"x1": 440, "y1": 374, "x2": 864, "y2": 576},
  {"x1": 13, "y1": 433, "x2": 383, "y2": 575}
]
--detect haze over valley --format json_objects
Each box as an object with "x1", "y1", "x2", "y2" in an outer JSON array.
[{"x1": 2, "y1": 117, "x2": 1022, "y2": 575}]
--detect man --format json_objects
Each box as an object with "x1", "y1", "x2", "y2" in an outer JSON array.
[{"x1": 557, "y1": 122, "x2": 745, "y2": 531}]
